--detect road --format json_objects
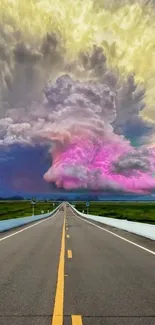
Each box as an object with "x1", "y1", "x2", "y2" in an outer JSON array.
[{"x1": 0, "y1": 205, "x2": 155, "y2": 325}]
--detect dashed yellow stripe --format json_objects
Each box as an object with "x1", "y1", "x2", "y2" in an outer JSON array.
[
  {"x1": 67, "y1": 234, "x2": 70, "y2": 238},
  {"x1": 71, "y1": 315, "x2": 83, "y2": 324},
  {"x1": 67, "y1": 249, "x2": 72, "y2": 258}
]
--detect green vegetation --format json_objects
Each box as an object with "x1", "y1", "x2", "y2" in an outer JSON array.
[
  {"x1": 74, "y1": 201, "x2": 155, "y2": 224},
  {"x1": 0, "y1": 201, "x2": 59, "y2": 221},
  {"x1": 1, "y1": 200, "x2": 155, "y2": 224}
]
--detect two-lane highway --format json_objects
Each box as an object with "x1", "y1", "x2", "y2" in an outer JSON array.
[{"x1": 0, "y1": 205, "x2": 155, "y2": 324}]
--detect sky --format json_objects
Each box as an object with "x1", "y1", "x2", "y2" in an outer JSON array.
[{"x1": 1, "y1": 0, "x2": 155, "y2": 199}]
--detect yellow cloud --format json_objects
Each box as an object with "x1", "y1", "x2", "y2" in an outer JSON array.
[{"x1": 0, "y1": 0, "x2": 155, "y2": 121}]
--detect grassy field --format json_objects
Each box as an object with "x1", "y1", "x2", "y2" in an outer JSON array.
[
  {"x1": 1, "y1": 200, "x2": 155, "y2": 224},
  {"x1": 74, "y1": 201, "x2": 155, "y2": 224},
  {"x1": 0, "y1": 201, "x2": 59, "y2": 221}
]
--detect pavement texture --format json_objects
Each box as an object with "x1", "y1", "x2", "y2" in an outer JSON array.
[
  {"x1": 0, "y1": 206, "x2": 155, "y2": 325},
  {"x1": 0, "y1": 211, "x2": 64, "y2": 325},
  {"x1": 65, "y1": 208, "x2": 155, "y2": 324}
]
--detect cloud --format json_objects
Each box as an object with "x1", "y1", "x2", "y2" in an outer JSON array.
[
  {"x1": 1, "y1": 73, "x2": 155, "y2": 193},
  {"x1": 0, "y1": 74, "x2": 117, "y2": 147},
  {"x1": 112, "y1": 152, "x2": 151, "y2": 176},
  {"x1": 1, "y1": 1, "x2": 155, "y2": 194}
]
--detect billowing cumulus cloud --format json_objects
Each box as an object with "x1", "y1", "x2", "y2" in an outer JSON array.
[
  {"x1": 1, "y1": 74, "x2": 155, "y2": 193},
  {"x1": 112, "y1": 152, "x2": 151, "y2": 176},
  {"x1": 1, "y1": 0, "x2": 155, "y2": 194}
]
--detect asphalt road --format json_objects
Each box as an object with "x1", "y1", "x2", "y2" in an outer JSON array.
[{"x1": 0, "y1": 206, "x2": 155, "y2": 325}]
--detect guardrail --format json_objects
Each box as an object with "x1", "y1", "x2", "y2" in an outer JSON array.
[
  {"x1": 70, "y1": 205, "x2": 155, "y2": 241},
  {"x1": 0, "y1": 205, "x2": 60, "y2": 233}
]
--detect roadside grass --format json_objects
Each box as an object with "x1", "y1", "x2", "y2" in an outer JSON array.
[
  {"x1": 74, "y1": 201, "x2": 155, "y2": 224},
  {"x1": 1, "y1": 200, "x2": 155, "y2": 224},
  {"x1": 0, "y1": 201, "x2": 59, "y2": 221}
]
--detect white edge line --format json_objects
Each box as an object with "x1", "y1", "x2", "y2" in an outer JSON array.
[
  {"x1": 0, "y1": 213, "x2": 57, "y2": 242},
  {"x1": 71, "y1": 208, "x2": 155, "y2": 256}
]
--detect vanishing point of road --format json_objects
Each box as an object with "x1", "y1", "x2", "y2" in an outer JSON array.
[{"x1": 0, "y1": 204, "x2": 155, "y2": 325}]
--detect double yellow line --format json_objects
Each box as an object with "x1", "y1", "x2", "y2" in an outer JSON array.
[{"x1": 51, "y1": 208, "x2": 83, "y2": 324}]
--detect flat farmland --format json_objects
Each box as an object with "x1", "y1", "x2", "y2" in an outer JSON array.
[
  {"x1": 74, "y1": 201, "x2": 155, "y2": 224},
  {"x1": 0, "y1": 201, "x2": 58, "y2": 221}
]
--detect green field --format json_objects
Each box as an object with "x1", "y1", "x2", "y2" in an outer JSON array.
[
  {"x1": 74, "y1": 201, "x2": 155, "y2": 224},
  {"x1": 1, "y1": 200, "x2": 155, "y2": 224},
  {"x1": 0, "y1": 201, "x2": 59, "y2": 221}
]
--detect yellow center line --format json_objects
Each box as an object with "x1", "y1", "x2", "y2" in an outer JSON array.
[
  {"x1": 68, "y1": 249, "x2": 72, "y2": 259},
  {"x1": 71, "y1": 315, "x2": 83, "y2": 324},
  {"x1": 51, "y1": 211, "x2": 66, "y2": 325}
]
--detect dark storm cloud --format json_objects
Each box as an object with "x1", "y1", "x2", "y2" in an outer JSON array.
[{"x1": 112, "y1": 152, "x2": 151, "y2": 175}]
